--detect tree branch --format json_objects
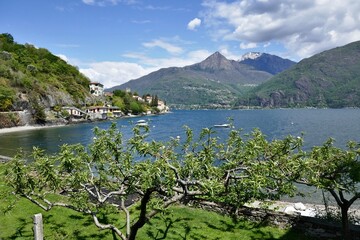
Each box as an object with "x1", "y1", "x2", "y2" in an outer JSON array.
[
  {"x1": 329, "y1": 189, "x2": 343, "y2": 206},
  {"x1": 146, "y1": 193, "x2": 184, "y2": 219},
  {"x1": 120, "y1": 197, "x2": 131, "y2": 238},
  {"x1": 23, "y1": 193, "x2": 50, "y2": 211},
  {"x1": 348, "y1": 192, "x2": 360, "y2": 206},
  {"x1": 92, "y1": 213, "x2": 126, "y2": 240}
]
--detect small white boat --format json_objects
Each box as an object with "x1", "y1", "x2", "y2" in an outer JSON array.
[
  {"x1": 213, "y1": 124, "x2": 230, "y2": 128},
  {"x1": 136, "y1": 119, "x2": 148, "y2": 127}
]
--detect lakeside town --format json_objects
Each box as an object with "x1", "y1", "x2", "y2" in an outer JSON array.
[
  {"x1": 63, "y1": 82, "x2": 169, "y2": 122},
  {"x1": 0, "y1": 81, "x2": 170, "y2": 130}
]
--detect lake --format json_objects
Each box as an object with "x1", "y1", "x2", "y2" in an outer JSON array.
[
  {"x1": 1, "y1": 108, "x2": 360, "y2": 157},
  {"x1": 1, "y1": 108, "x2": 360, "y2": 204}
]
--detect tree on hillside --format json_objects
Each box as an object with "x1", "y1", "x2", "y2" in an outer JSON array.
[
  {"x1": 293, "y1": 139, "x2": 360, "y2": 240},
  {"x1": 4, "y1": 125, "x2": 307, "y2": 239},
  {"x1": 0, "y1": 85, "x2": 15, "y2": 111},
  {"x1": 0, "y1": 33, "x2": 14, "y2": 44},
  {"x1": 113, "y1": 89, "x2": 126, "y2": 98}
]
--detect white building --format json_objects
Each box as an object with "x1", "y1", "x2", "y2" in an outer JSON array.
[
  {"x1": 89, "y1": 82, "x2": 104, "y2": 96},
  {"x1": 86, "y1": 106, "x2": 122, "y2": 119},
  {"x1": 62, "y1": 107, "x2": 87, "y2": 119}
]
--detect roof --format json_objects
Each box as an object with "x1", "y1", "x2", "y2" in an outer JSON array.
[
  {"x1": 90, "y1": 82, "x2": 104, "y2": 87},
  {"x1": 87, "y1": 106, "x2": 120, "y2": 110}
]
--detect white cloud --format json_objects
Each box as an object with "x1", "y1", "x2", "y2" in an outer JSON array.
[
  {"x1": 187, "y1": 50, "x2": 212, "y2": 61},
  {"x1": 187, "y1": 18, "x2": 202, "y2": 31},
  {"x1": 80, "y1": 62, "x2": 152, "y2": 88},
  {"x1": 82, "y1": 0, "x2": 136, "y2": 6},
  {"x1": 143, "y1": 39, "x2": 183, "y2": 55},
  {"x1": 79, "y1": 49, "x2": 213, "y2": 88},
  {"x1": 131, "y1": 19, "x2": 151, "y2": 24},
  {"x1": 82, "y1": 0, "x2": 95, "y2": 5},
  {"x1": 202, "y1": 0, "x2": 360, "y2": 58},
  {"x1": 240, "y1": 42, "x2": 257, "y2": 49},
  {"x1": 217, "y1": 46, "x2": 241, "y2": 60},
  {"x1": 124, "y1": 50, "x2": 212, "y2": 69}
]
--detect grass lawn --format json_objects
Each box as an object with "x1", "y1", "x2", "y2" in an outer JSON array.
[{"x1": 0, "y1": 164, "x2": 313, "y2": 240}]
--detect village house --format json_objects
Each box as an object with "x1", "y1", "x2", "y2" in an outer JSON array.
[
  {"x1": 89, "y1": 82, "x2": 104, "y2": 96},
  {"x1": 62, "y1": 106, "x2": 87, "y2": 119},
  {"x1": 132, "y1": 95, "x2": 145, "y2": 102},
  {"x1": 145, "y1": 95, "x2": 152, "y2": 104},
  {"x1": 86, "y1": 106, "x2": 122, "y2": 120},
  {"x1": 157, "y1": 100, "x2": 169, "y2": 112}
]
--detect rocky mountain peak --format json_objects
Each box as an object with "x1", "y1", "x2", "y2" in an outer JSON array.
[{"x1": 195, "y1": 51, "x2": 235, "y2": 71}]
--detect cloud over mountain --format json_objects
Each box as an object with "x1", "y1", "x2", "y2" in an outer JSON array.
[{"x1": 202, "y1": 0, "x2": 360, "y2": 59}]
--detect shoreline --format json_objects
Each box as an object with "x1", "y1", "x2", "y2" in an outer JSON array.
[
  {"x1": 0, "y1": 111, "x2": 171, "y2": 135},
  {"x1": 0, "y1": 124, "x2": 67, "y2": 134}
]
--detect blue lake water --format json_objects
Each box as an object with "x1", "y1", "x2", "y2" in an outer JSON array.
[
  {"x1": 1, "y1": 108, "x2": 360, "y2": 157},
  {"x1": 1, "y1": 109, "x2": 360, "y2": 204}
]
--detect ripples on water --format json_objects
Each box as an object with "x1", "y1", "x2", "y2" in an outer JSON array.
[{"x1": 1, "y1": 108, "x2": 360, "y2": 156}]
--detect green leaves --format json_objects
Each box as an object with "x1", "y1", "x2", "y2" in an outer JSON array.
[{"x1": 5, "y1": 122, "x2": 360, "y2": 240}]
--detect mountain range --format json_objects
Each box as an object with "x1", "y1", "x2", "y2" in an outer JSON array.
[
  {"x1": 239, "y1": 40, "x2": 360, "y2": 108},
  {"x1": 108, "y1": 52, "x2": 296, "y2": 108}
]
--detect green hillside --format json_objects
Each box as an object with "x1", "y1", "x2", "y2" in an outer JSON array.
[
  {"x1": 0, "y1": 33, "x2": 93, "y2": 112},
  {"x1": 110, "y1": 52, "x2": 290, "y2": 108},
  {"x1": 118, "y1": 68, "x2": 246, "y2": 108},
  {"x1": 238, "y1": 41, "x2": 360, "y2": 108}
]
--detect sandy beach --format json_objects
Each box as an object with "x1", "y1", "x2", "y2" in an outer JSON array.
[{"x1": 0, "y1": 125, "x2": 65, "y2": 134}]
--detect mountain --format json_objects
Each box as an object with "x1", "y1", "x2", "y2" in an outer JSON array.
[
  {"x1": 237, "y1": 41, "x2": 360, "y2": 108},
  {"x1": 240, "y1": 52, "x2": 296, "y2": 75},
  {"x1": 109, "y1": 52, "x2": 295, "y2": 108}
]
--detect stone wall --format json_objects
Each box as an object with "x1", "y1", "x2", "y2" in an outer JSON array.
[{"x1": 196, "y1": 201, "x2": 360, "y2": 239}]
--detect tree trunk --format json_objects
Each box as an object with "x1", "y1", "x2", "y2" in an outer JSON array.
[
  {"x1": 340, "y1": 205, "x2": 351, "y2": 240},
  {"x1": 128, "y1": 188, "x2": 155, "y2": 240}
]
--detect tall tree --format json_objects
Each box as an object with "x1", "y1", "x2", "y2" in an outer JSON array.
[{"x1": 294, "y1": 139, "x2": 360, "y2": 240}]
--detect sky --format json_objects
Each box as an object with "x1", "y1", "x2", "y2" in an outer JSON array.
[{"x1": 1, "y1": 0, "x2": 360, "y2": 88}]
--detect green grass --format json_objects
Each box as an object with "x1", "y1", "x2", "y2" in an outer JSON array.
[{"x1": 0, "y1": 164, "x2": 312, "y2": 240}]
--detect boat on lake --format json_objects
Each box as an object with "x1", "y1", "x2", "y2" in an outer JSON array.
[
  {"x1": 213, "y1": 124, "x2": 230, "y2": 128},
  {"x1": 136, "y1": 119, "x2": 148, "y2": 127}
]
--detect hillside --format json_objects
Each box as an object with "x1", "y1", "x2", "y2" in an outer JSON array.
[
  {"x1": 0, "y1": 33, "x2": 94, "y2": 113},
  {"x1": 0, "y1": 33, "x2": 98, "y2": 126},
  {"x1": 109, "y1": 52, "x2": 295, "y2": 108},
  {"x1": 237, "y1": 41, "x2": 360, "y2": 108}
]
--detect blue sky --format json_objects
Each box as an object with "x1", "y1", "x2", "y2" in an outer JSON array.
[{"x1": 2, "y1": 0, "x2": 360, "y2": 88}]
